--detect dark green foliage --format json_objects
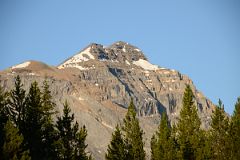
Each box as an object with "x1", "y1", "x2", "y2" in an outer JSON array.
[
  {"x1": 74, "y1": 125, "x2": 92, "y2": 160},
  {"x1": 229, "y1": 97, "x2": 240, "y2": 159},
  {"x1": 105, "y1": 125, "x2": 127, "y2": 160},
  {"x1": 55, "y1": 101, "x2": 75, "y2": 159},
  {"x1": 56, "y1": 101, "x2": 91, "y2": 160},
  {"x1": 201, "y1": 131, "x2": 213, "y2": 160},
  {"x1": 149, "y1": 86, "x2": 239, "y2": 160},
  {"x1": 0, "y1": 86, "x2": 8, "y2": 154},
  {"x1": 41, "y1": 80, "x2": 58, "y2": 159},
  {"x1": 176, "y1": 85, "x2": 202, "y2": 160},
  {"x1": 8, "y1": 75, "x2": 26, "y2": 131},
  {"x1": 210, "y1": 99, "x2": 230, "y2": 160},
  {"x1": 24, "y1": 81, "x2": 45, "y2": 159},
  {"x1": 122, "y1": 99, "x2": 145, "y2": 160},
  {"x1": 41, "y1": 80, "x2": 56, "y2": 117},
  {"x1": 232, "y1": 97, "x2": 240, "y2": 122},
  {"x1": 0, "y1": 76, "x2": 92, "y2": 159},
  {"x1": 2, "y1": 75, "x2": 240, "y2": 160},
  {"x1": 106, "y1": 99, "x2": 145, "y2": 160},
  {"x1": 193, "y1": 129, "x2": 213, "y2": 160},
  {"x1": 151, "y1": 112, "x2": 176, "y2": 160},
  {"x1": 2, "y1": 120, "x2": 30, "y2": 160},
  {"x1": 7, "y1": 77, "x2": 58, "y2": 159}
]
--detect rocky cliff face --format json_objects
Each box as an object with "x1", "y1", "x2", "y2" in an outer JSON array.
[{"x1": 0, "y1": 41, "x2": 215, "y2": 159}]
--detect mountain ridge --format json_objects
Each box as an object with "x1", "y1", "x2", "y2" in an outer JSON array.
[{"x1": 0, "y1": 41, "x2": 215, "y2": 159}]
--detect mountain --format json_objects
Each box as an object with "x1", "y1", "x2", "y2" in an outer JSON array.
[{"x1": 0, "y1": 41, "x2": 215, "y2": 159}]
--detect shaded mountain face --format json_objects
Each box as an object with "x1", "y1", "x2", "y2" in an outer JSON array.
[{"x1": 0, "y1": 41, "x2": 215, "y2": 159}]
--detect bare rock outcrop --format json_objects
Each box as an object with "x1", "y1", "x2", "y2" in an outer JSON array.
[{"x1": 0, "y1": 41, "x2": 215, "y2": 159}]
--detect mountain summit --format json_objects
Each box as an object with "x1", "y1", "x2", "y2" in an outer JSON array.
[
  {"x1": 0, "y1": 41, "x2": 215, "y2": 159},
  {"x1": 58, "y1": 41, "x2": 150, "y2": 70}
]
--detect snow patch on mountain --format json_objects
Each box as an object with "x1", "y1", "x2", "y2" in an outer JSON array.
[
  {"x1": 58, "y1": 63, "x2": 94, "y2": 70},
  {"x1": 133, "y1": 59, "x2": 159, "y2": 70},
  {"x1": 58, "y1": 47, "x2": 95, "y2": 69},
  {"x1": 76, "y1": 47, "x2": 95, "y2": 60},
  {"x1": 12, "y1": 61, "x2": 31, "y2": 69}
]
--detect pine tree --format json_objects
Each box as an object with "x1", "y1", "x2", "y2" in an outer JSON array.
[
  {"x1": 56, "y1": 101, "x2": 91, "y2": 160},
  {"x1": 8, "y1": 75, "x2": 26, "y2": 131},
  {"x1": 0, "y1": 86, "x2": 8, "y2": 154},
  {"x1": 106, "y1": 125, "x2": 127, "y2": 160},
  {"x1": 122, "y1": 98, "x2": 145, "y2": 160},
  {"x1": 151, "y1": 112, "x2": 176, "y2": 160},
  {"x1": 73, "y1": 124, "x2": 91, "y2": 160},
  {"x1": 41, "y1": 80, "x2": 56, "y2": 117},
  {"x1": 201, "y1": 130, "x2": 213, "y2": 160},
  {"x1": 41, "y1": 80, "x2": 57, "y2": 159},
  {"x1": 176, "y1": 85, "x2": 202, "y2": 160},
  {"x1": 7, "y1": 77, "x2": 58, "y2": 159},
  {"x1": 210, "y1": 99, "x2": 230, "y2": 160},
  {"x1": 229, "y1": 97, "x2": 240, "y2": 159},
  {"x1": 2, "y1": 120, "x2": 30, "y2": 160},
  {"x1": 24, "y1": 81, "x2": 44, "y2": 159}
]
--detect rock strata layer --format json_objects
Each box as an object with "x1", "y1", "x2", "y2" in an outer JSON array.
[{"x1": 0, "y1": 41, "x2": 215, "y2": 159}]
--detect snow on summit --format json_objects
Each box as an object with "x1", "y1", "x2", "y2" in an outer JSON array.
[
  {"x1": 12, "y1": 61, "x2": 31, "y2": 69},
  {"x1": 57, "y1": 42, "x2": 161, "y2": 71},
  {"x1": 58, "y1": 47, "x2": 95, "y2": 69},
  {"x1": 133, "y1": 59, "x2": 159, "y2": 71}
]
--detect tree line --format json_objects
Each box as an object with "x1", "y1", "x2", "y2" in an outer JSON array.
[
  {"x1": 106, "y1": 85, "x2": 240, "y2": 160},
  {"x1": 0, "y1": 76, "x2": 239, "y2": 160},
  {"x1": 0, "y1": 76, "x2": 91, "y2": 160}
]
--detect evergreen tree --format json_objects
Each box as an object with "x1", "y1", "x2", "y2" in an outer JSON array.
[
  {"x1": 73, "y1": 124, "x2": 91, "y2": 160},
  {"x1": 201, "y1": 131, "x2": 213, "y2": 160},
  {"x1": 0, "y1": 86, "x2": 8, "y2": 154},
  {"x1": 41, "y1": 80, "x2": 55, "y2": 116},
  {"x1": 41, "y1": 80, "x2": 57, "y2": 159},
  {"x1": 210, "y1": 99, "x2": 230, "y2": 160},
  {"x1": 230, "y1": 97, "x2": 240, "y2": 159},
  {"x1": 24, "y1": 81, "x2": 44, "y2": 159},
  {"x1": 6, "y1": 77, "x2": 58, "y2": 159},
  {"x1": 105, "y1": 125, "x2": 127, "y2": 160},
  {"x1": 176, "y1": 85, "x2": 202, "y2": 160},
  {"x1": 151, "y1": 112, "x2": 175, "y2": 160},
  {"x1": 122, "y1": 98, "x2": 145, "y2": 160},
  {"x1": 56, "y1": 101, "x2": 90, "y2": 160},
  {"x1": 8, "y1": 75, "x2": 26, "y2": 131},
  {"x1": 2, "y1": 120, "x2": 30, "y2": 160}
]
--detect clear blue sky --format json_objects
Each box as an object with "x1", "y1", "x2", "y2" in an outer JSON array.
[{"x1": 0, "y1": 0, "x2": 239, "y2": 114}]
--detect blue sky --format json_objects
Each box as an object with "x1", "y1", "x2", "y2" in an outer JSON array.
[{"x1": 0, "y1": 0, "x2": 239, "y2": 114}]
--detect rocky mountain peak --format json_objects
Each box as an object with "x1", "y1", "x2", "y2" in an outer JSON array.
[
  {"x1": 109, "y1": 41, "x2": 141, "y2": 51},
  {"x1": 107, "y1": 41, "x2": 147, "y2": 61},
  {"x1": 87, "y1": 41, "x2": 147, "y2": 62},
  {"x1": 58, "y1": 41, "x2": 150, "y2": 70},
  {"x1": 0, "y1": 41, "x2": 216, "y2": 159}
]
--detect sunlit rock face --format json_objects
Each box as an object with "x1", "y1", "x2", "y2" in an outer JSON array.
[{"x1": 0, "y1": 41, "x2": 215, "y2": 160}]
